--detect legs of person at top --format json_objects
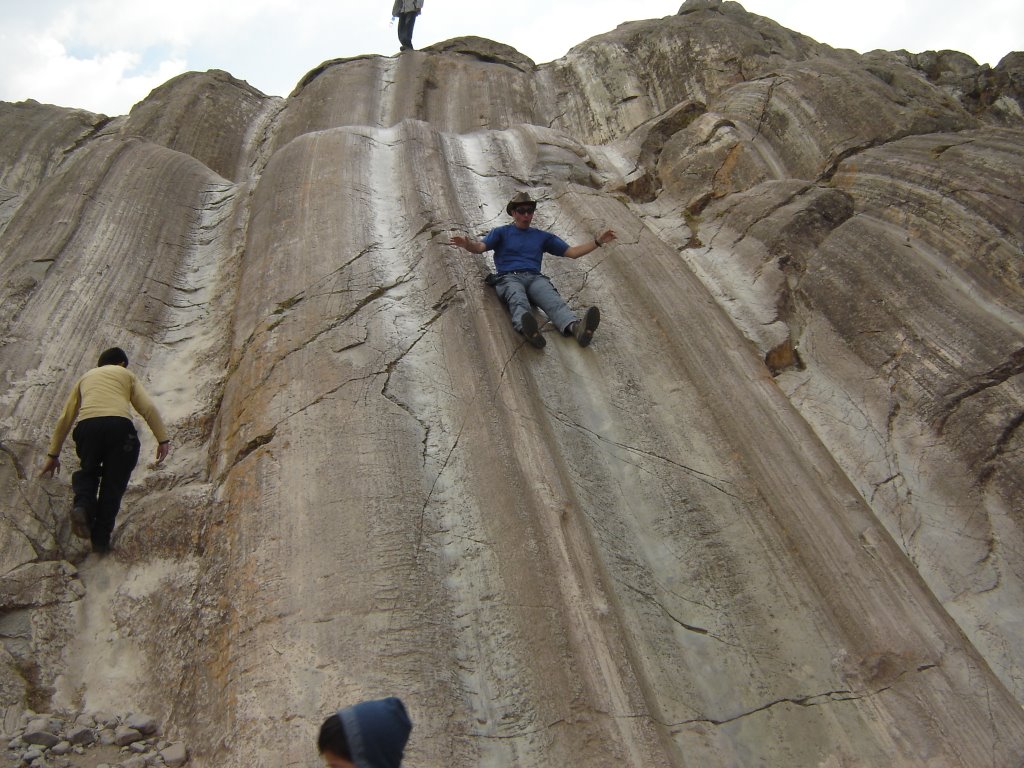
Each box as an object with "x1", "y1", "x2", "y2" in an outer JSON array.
[{"x1": 398, "y1": 13, "x2": 417, "y2": 50}]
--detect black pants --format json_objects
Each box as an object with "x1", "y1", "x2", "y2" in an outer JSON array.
[
  {"x1": 72, "y1": 416, "x2": 140, "y2": 547},
  {"x1": 397, "y1": 12, "x2": 417, "y2": 49}
]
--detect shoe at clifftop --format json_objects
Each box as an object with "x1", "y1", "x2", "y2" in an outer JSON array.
[
  {"x1": 70, "y1": 506, "x2": 90, "y2": 539},
  {"x1": 520, "y1": 313, "x2": 546, "y2": 348},
  {"x1": 574, "y1": 306, "x2": 600, "y2": 347}
]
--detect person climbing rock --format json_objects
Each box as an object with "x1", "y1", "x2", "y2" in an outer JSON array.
[
  {"x1": 392, "y1": 0, "x2": 424, "y2": 51},
  {"x1": 450, "y1": 192, "x2": 616, "y2": 349},
  {"x1": 38, "y1": 346, "x2": 171, "y2": 553},
  {"x1": 317, "y1": 698, "x2": 412, "y2": 768}
]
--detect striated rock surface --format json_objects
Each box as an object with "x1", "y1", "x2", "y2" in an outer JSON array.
[
  {"x1": 117, "y1": 69, "x2": 281, "y2": 183},
  {"x1": 1, "y1": 3, "x2": 1022, "y2": 767}
]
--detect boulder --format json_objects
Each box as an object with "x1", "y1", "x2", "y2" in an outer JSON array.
[
  {"x1": 66, "y1": 726, "x2": 95, "y2": 746},
  {"x1": 22, "y1": 721, "x2": 59, "y2": 748},
  {"x1": 124, "y1": 714, "x2": 158, "y2": 736},
  {"x1": 97, "y1": 728, "x2": 116, "y2": 746},
  {"x1": 160, "y1": 742, "x2": 188, "y2": 767},
  {"x1": 113, "y1": 726, "x2": 144, "y2": 746},
  {"x1": 92, "y1": 712, "x2": 118, "y2": 728}
]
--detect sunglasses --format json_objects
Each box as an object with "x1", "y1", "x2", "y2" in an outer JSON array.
[{"x1": 514, "y1": 207, "x2": 536, "y2": 215}]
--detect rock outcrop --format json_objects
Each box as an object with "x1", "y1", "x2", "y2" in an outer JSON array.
[{"x1": 1, "y1": 3, "x2": 1022, "y2": 767}]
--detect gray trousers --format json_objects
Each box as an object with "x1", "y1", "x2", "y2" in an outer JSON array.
[{"x1": 494, "y1": 272, "x2": 577, "y2": 334}]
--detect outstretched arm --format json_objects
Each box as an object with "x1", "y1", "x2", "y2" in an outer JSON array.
[
  {"x1": 564, "y1": 229, "x2": 617, "y2": 259},
  {"x1": 450, "y1": 235, "x2": 488, "y2": 254}
]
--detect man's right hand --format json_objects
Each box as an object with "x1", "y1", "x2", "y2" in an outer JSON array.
[{"x1": 450, "y1": 236, "x2": 484, "y2": 253}]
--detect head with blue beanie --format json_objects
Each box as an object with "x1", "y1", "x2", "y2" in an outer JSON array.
[{"x1": 318, "y1": 697, "x2": 412, "y2": 768}]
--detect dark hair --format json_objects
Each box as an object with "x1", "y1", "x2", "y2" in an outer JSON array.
[
  {"x1": 317, "y1": 714, "x2": 351, "y2": 759},
  {"x1": 97, "y1": 347, "x2": 129, "y2": 367}
]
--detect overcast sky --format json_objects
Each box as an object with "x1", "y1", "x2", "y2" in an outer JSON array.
[{"x1": 1, "y1": 0, "x2": 1021, "y2": 116}]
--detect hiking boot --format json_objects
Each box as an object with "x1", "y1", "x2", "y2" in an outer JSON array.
[
  {"x1": 520, "y1": 313, "x2": 546, "y2": 348},
  {"x1": 70, "y1": 506, "x2": 91, "y2": 539},
  {"x1": 91, "y1": 539, "x2": 111, "y2": 555},
  {"x1": 573, "y1": 306, "x2": 600, "y2": 347}
]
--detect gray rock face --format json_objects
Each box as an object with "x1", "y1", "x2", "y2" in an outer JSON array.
[
  {"x1": 1, "y1": 3, "x2": 1022, "y2": 768},
  {"x1": 897, "y1": 48, "x2": 1024, "y2": 124},
  {"x1": 118, "y1": 70, "x2": 279, "y2": 184},
  {"x1": 0, "y1": 101, "x2": 109, "y2": 236}
]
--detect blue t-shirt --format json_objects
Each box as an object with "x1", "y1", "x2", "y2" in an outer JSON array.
[{"x1": 483, "y1": 224, "x2": 569, "y2": 273}]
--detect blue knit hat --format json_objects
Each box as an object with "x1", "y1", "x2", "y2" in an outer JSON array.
[{"x1": 337, "y1": 698, "x2": 412, "y2": 768}]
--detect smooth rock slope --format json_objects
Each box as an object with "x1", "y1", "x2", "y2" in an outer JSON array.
[{"x1": 1, "y1": 3, "x2": 1022, "y2": 766}]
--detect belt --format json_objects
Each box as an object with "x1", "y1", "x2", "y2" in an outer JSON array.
[{"x1": 497, "y1": 270, "x2": 540, "y2": 276}]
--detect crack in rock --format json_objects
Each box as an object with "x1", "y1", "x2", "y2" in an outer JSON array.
[
  {"x1": 754, "y1": 77, "x2": 783, "y2": 138},
  {"x1": 228, "y1": 428, "x2": 277, "y2": 470},
  {"x1": 616, "y1": 578, "x2": 743, "y2": 649},
  {"x1": 545, "y1": 407, "x2": 741, "y2": 499},
  {"x1": 228, "y1": 272, "x2": 415, "y2": 431},
  {"x1": 0, "y1": 439, "x2": 27, "y2": 481},
  {"x1": 676, "y1": 663, "x2": 941, "y2": 728},
  {"x1": 937, "y1": 345, "x2": 1024, "y2": 433},
  {"x1": 979, "y1": 409, "x2": 1024, "y2": 486}
]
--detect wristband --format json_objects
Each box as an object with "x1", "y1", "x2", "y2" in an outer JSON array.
[
  {"x1": 158, "y1": 440, "x2": 170, "y2": 445},
  {"x1": 594, "y1": 238, "x2": 602, "y2": 248},
  {"x1": 47, "y1": 454, "x2": 59, "y2": 460}
]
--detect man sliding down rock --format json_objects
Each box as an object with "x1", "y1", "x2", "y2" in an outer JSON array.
[
  {"x1": 450, "y1": 192, "x2": 616, "y2": 349},
  {"x1": 38, "y1": 347, "x2": 171, "y2": 554}
]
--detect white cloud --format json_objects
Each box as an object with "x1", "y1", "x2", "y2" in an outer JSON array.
[
  {"x1": 0, "y1": 0, "x2": 1020, "y2": 115},
  {"x1": 0, "y1": 28, "x2": 185, "y2": 115},
  {"x1": 741, "y1": 0, "x2": 1021, "y2": 66}
]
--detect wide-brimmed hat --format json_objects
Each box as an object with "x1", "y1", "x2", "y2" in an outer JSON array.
[{"x1": 506, "y1": 192, "x2": 537, "y2": 215}]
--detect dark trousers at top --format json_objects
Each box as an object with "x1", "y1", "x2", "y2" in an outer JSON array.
[
  {"x1": 397, "y1": 12, "x2": 417, "y2": 49},
  {"x1": 72, "y1": 416, "x2": 140, "y2": 547}
]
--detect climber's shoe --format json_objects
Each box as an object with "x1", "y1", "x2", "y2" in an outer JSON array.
[
  {"x1": 520, "y1": 313, "x2": 546, "y2": 348},
  {"x1": 573, "y1": 306, "x2": 600, "y2": 347},
  {"x1": 70, "y1": 506, "x2": 91, "y2": 539},
  {"x1": 91, "y1": 538, "x2": 111, "y2": 555}
]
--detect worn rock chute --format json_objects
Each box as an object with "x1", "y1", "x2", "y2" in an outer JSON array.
[{"x1": 1, "y1": 3, "x2": 1023, "y2": 766}]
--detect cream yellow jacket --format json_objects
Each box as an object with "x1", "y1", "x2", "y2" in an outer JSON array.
[{"x1": 46, "y1": 365, "x2": 169, "y2": 457}]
